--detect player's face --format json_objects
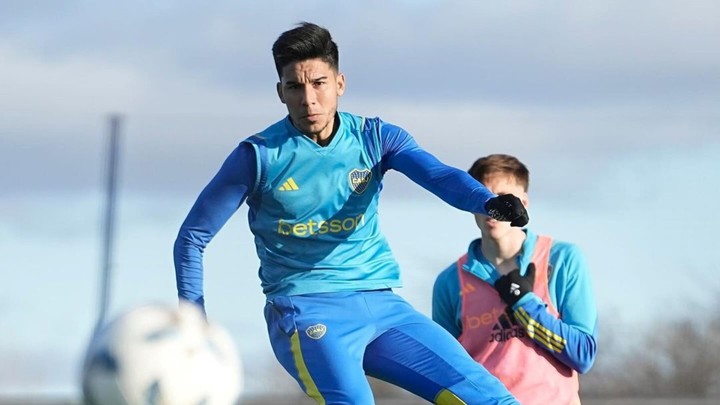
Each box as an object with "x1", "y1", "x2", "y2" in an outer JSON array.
[
  {"x1": 277, "y1": 58, "x2": 345, "y2": 143},
  {"x1": 474, "y1": 174, "x2": 528, "y2": 239}
]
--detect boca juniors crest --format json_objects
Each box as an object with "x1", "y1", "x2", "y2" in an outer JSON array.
[{"x1": 348, "y1": 169, "x2": 372, "y2": 194}]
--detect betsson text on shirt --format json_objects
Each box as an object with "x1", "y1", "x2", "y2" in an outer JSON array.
[{"x1": 277, "y1": 214, "x2": 365, "y2": 237}]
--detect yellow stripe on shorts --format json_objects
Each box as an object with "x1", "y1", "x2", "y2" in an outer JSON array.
[
  {"x1": 290, "y1": 330, "x2": 325, "y2": 404},
  {"x1": 435, "y1": 388, "x2": 467, "y2": 405}
]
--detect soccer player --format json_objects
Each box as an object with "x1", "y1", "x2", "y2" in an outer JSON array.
[
  {"x1": 432, "y1": 154, "x2": 598, "y2": 405},
  {"x1": 174, "y1": 22, "x2": 528, "y2": 405}
]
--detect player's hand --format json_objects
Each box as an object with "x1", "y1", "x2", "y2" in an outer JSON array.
[
  {"x1": 494, "y1": 263, "x2": 536, "y2": 307},
  {"x1": 484, "y1": 194, "x2": 529, "y2": 227}
]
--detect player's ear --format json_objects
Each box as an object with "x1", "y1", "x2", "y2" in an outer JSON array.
[
  {"x1": 276, "y1": 82, "x2": 286, "y2": 104},
  {"x1": 521, "y1": 192, "x2": 529, "y2": 209},
  {"x1": 336, "y1": 73, "x2": 345, "y2": 96}
]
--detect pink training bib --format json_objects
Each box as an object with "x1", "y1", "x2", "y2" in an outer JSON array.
[{"x1": 457, "y1": 235, "x2": 580, "y2": 405}]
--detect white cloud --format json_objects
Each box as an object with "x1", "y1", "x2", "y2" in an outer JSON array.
[
  {"x1": 0, "y1": 44, "x2": 142, "y2": 121},
  {"x1": 2, "y1": 1, "x2": 718, "y2": 105}
]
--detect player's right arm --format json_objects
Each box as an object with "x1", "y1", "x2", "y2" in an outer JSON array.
[
  {"x1": 432, "y1": 265, "x2": 463, "y2": 338},
  {"x1": 173, "y1": 143, "x2": 256, "y2": 310}
]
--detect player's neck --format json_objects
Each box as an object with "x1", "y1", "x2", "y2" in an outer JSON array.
[
  {"x1": 480, "y1": 229, "x2": 526, "y2": 269},
  {"x1": 306, "y1": 113, "x2": 340, "y2": 146}
]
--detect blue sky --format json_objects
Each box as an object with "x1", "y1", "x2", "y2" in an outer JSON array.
[{"x1": 1, "y1": 0, "x2": 719, "y2": 397}]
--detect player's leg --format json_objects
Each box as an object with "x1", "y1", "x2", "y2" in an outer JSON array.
[
  {"x1": 361, "y1": 291, "x2": 517, "y2": 405},
  {"x1": 264, "y1": 293, "x2": 376, "y2": 405}
]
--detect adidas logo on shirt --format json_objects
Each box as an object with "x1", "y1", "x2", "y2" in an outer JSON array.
[
  {"x1": 278, "y1": 177, "x2": 299, "y2": 191},
  {"x1": 488, "y1": 308, "x2": 526, "y2": 342}
]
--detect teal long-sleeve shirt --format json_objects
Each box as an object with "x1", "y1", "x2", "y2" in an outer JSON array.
[
  {"x1": 175, "y1": 113, "x2": 499, "y2": 307},
  {"x1": 432, "y1": 229, "x2": 598, "y2": 373}
]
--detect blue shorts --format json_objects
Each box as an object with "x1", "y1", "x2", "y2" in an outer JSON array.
[{"x1": 264, "y1": 289, "x2": 517, "y2": 405}]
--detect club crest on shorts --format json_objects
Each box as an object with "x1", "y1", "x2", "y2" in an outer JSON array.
[
  {"x1": 349, "y1": 169, "x2": 372, "y2": 195},
  {"x1": 306, "y1": 324, "x2": 327, "y2": 339}
]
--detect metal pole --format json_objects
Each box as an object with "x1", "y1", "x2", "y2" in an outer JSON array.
[{"x1": 95, "y1": 114, "x2": 122, "y2": 333}]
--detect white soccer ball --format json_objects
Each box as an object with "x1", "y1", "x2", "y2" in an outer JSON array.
[{"x1": 81, "y1": 301, "x2": 243, "y2": 405}]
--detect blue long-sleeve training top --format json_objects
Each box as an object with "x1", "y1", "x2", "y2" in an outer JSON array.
[{"x1": 174, "y1": 112, "x2": 497, "y2": 307}]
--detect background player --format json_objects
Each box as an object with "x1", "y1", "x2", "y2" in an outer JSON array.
[{"x1": 433, "y1": 154, "x2": 598, "y2": 405}]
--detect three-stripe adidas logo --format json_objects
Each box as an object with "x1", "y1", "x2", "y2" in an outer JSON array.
[
  {"x1": 515, "y1": 307, "x2": 567, "y2": 353},
  {"x1": 278, "y1": 177, "x2": 299, "y2": 191},
  {"x1": 488, "y1": 307, "x2": 526, "y2": 342}
]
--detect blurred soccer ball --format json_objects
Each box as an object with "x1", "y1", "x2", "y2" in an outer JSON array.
[{"x1": 81, "y1": 301, "x2": 243, "y2": 405}]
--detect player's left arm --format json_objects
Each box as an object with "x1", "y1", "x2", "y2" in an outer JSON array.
[
  {"x1": 375, "y1": 119, "x2": 528, "y2": 225},
  {"x1": 378, "y1": 121, "x2": 496, "y2": 213},
  {"x1": 495, "y1": 245, "x2": 598, "y2": 373}
]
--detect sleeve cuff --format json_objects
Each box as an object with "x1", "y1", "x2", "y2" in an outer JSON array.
[{"x1": 512, "y1": 292, "x2": 541, "y2": 310}]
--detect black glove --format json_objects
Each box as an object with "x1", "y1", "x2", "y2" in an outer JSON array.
[
  {"x1": 484, "y1": 194, "x2": 529, "y2": 227},
  {"x1": 494, "y1": 263, "x2": 536, "y2": 307}
]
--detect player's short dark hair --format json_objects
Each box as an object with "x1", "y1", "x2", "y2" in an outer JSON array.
[
  {"x1": 272, "y1": 22, "x2": 339, "y2": 79},
  {"x1": 468, "y1": 154, "x2": 530, "y2": 191}
]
